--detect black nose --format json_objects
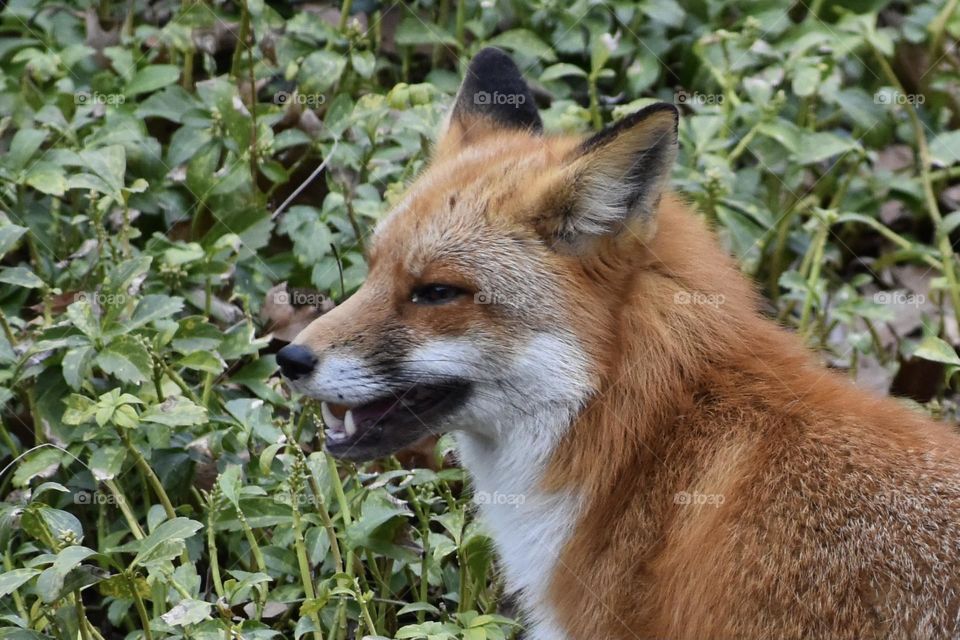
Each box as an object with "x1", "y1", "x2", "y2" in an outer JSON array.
[{"x1": 276, "y1": 344, "x2": 317, "y2": 380}]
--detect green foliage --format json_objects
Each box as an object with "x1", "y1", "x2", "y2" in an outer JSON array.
[{"x1": 0, "y1": 0, "x2": 959, "y2": 638}]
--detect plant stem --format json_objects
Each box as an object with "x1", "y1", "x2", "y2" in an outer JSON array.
[
  {"x1": 126, "y1": 570, "x2": 154, "y2": 640},
  {"x1": 337, "y1": 0, "x2": 353, "y2": 32},
  {"x1": 290, "y1": 458, "x2": 324, "y2": 640},
  {"x1": 799, "y1": 217, "x2": 829, "y2": 340},
  {"x1": 119, "y1": 430, "x2": 176, "y2": 520},
  {"x1": 205, "y1": 490, "x2": 225, "y2": 599},
  {"x1": 104, "y1": 478, "x2": 145, "y2": 539},
  {"x1": 282, "y1": 414, "x2": 344, "y2": 573},
  {"x1": 929, "y1": 0, "x2": 959, "y2": 58}
]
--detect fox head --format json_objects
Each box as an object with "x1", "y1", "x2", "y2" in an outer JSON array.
[{"x1": 278, "y1": 48, "x2": 679, "y2": 461}]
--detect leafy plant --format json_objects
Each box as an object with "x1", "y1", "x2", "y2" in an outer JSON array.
[{"x1": 1, "y1": 0, "x2": 959, "y2": 637}]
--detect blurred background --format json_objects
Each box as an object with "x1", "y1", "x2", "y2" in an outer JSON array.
[{"x1": 0, "y1": 0, "x2": 958, "y2": 638}]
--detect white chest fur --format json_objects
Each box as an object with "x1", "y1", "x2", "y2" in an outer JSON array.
[{"x1": 456, "y1": 413, "x2": 581, "y2": 640}]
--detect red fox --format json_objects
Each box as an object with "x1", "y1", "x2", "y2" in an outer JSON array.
[{"x1": 277, "y1": 48, "x2": 960, "y2": 639}]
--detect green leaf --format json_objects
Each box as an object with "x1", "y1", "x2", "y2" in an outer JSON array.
[
  {"x1": 539, "y1": 63, "x2": 588, "y2": 82},
  {"x1": 129, "y1": 295, "x2": 184, "y2": 330},
  {"x1": 104, "y1": 256, "x2": 152, "y2": 294},
  {"x1": 66, "y1": 298, "x2": 99, "y2": 340},
  {"x1": 161, "y1": 598, "x2": 211, "y2": 626},
  {"x1": 0, "y1": 266, "x2": 44, "y2": 288},
  {"x1": 350, "y1": 50, "x2": 376, "y2": 79},
  {"x1": 89, "y1": 446, "x2": 126, "y2": 482},
  {"x1": 24, "y1": 162, "x2": 67, "y2": 196},
  {"x1": 98, "y1": 573, "x2": 150, "y2": 599},
  {"x1": 0, "y1": 225, "x2": 28, "y2": 257},
  {"x1": 135, "y1": 85, "x2": 200, "y2": 122},
  {"x1": 124, "y1": 517, "x2": 203, "y2": 567},
  {"x1": 13, "y1": 448, "x2": 61, "y2": 487},
  {"x1": 913, "y1": 336, "x2": 960, "y2": 366},
  {"x1": 21, "y1": 505, "x2": 84, "y2": 546},
  {"x1": 77, "y1": 145, "x2": 126, "y2": 198},
  {"x1": 794, "y1": 132, "x2": 858, "y2": 165},
  {"x1": 62, "y1": 345, "x2": 95, "y2": 390},
  {"x1": 126, "y1": 64, "x2": 181, "y2": 97},
  {"x1": 6, "y1": 128, "x2": 47, "y2": 171},
  {"x1": 298, "y1": 51, "x2": 348, "y2": 93},
  {"x1": 177, "y1": 350, "x2": 226, "y2": 374},
  {"x1": 394, "y1": 19, "x2": 456, "y2": 47},
  {"x1": 930, "y1": 131, "x2": 960, "y2": 167},
  {"x1": 140, "y1": 397, "x2": 207, "y2": 427},
  {"x1": 487, "y1": 29, "x2": 556, "y2": 62},
  {"x1": 167, "y1": 126, "x2": 214, "y2": 166},
  {"x1": 218, "y1": 464, "x2": 242, "y2": 510},
  {"x1": 96, "y1": 335, "x2": 152, "y2": 384},
  {"x1": 791, "y1": 63, "x2": 821, "y2": 97},
  {"x1": 397, "y1": 602, "x2": 440, "y2": 617},
  {"x1": 62, "y1": 394, "x2": 97, "y2": 426},
  {"x1": 0, "y1": 568, "x2": 40, "y2": 598},
  {"x1": 36, "y1": 546, "x2": 96, "y2": 603}
]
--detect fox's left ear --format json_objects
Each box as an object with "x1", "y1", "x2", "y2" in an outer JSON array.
[
  {"x1": 539, "y1": 103, "x2": 679, "y2": 253},
  {"x1": 437, "y1": 48, "x2": 542, "y2": 153}
]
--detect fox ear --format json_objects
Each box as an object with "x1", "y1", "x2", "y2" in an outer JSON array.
[
  {"x1": 540, "y1": 103, "x2": 679, "y2": 253},
  {"x1": 437, "y1": 48, "x2": 542, "y2": 151}
]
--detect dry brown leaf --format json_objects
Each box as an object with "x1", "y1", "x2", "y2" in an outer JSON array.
[{"x1": 260, "y1": 282, "x2": 334, "y2": 342}]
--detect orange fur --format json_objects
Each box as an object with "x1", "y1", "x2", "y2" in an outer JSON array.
[{"x1": 544, "y1": 197, "x2": 960, "y2": 638}]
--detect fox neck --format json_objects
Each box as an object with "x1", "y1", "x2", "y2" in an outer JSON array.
[{"x1": 455, "y1": 404, "x2": 583, "y2": 637}]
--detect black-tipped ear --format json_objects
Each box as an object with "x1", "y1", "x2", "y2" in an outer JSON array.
[
  {"x1": 446, "y1": 48, "x2": 542, "y2": 137},
  {"x1": 538, "y1": 103, "x2": 679, "y2": 253}
]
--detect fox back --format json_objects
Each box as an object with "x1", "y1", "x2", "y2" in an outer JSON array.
[{"x1": 278, "y1": 49, "x2": 960, "y2": 639}]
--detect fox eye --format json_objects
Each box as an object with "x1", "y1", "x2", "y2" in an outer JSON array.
[{"x1": 411, "y1": 284, "x2": 466, "y2": 305}]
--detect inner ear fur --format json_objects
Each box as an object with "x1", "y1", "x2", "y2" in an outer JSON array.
[{"x1": 538, "y1": 103, "x2": 679, "y2": 254}]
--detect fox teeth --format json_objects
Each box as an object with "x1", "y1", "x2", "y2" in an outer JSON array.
[
  {"x1": 321, "y1": 402, "x2": 343, "y2": 431},
  {"x1": 344, "y1": 409, "x2": 357, "y2": 437}
]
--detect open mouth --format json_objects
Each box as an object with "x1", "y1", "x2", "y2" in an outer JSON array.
[{"x1": 319, "y1": 382, "x2": 470, "y2": 461}]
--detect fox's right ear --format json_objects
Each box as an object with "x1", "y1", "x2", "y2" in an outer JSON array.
[
  {"x1": 537, "y1": 103, "x2": 679, "y2": 254},
  {"x1": 436, "y1": 48, "x2": 541, "y2": 154}
]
